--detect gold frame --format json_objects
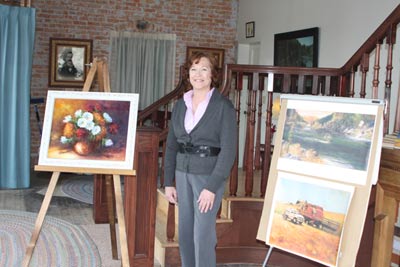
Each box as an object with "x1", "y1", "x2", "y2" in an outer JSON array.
[
  {"x1": 49, "y1": 38, "x2": 92, "y2": 87},
  {"x1": 186, "y1": 46, "x2": 225, "y2": 69}
]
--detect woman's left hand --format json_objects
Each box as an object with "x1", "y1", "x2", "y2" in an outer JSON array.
[{"x1": 197, "y1": 189, "x2": 215, "y2": 213}]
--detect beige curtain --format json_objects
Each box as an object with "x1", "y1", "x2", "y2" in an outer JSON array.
[{"x1": 109, "y1": 31, "x2": 176, "y2": 109}]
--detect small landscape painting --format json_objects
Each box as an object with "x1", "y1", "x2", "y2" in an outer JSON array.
[
  {"x1": 281, "y1": 109, "x2": 374, "y2": 170},
  {"x1": 266, "y1": 172, "x2": 354, "y2": 267},
  {"x1": 38, "y1": 91, "x2": 139, "y2": 171}
]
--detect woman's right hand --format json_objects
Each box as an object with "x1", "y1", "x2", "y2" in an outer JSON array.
[{"x1": 165, "y1": 186, "x2": 178, "y2": 204}]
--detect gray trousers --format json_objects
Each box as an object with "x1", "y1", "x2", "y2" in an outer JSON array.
[{"x1": 175, "y1": 170, "x2": 225, "y2": 267}]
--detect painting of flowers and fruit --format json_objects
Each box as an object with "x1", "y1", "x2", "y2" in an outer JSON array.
[{"x1": 38, "y1": 91, "x2": 139, "y2": 171}]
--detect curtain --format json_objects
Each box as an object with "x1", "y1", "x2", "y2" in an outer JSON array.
[
  {"x1": 0, "y1": 5, "x2": 36, "y2": 189},
  {"x1": 109, "y1": 31, "x2": 176, "y2": 110}
]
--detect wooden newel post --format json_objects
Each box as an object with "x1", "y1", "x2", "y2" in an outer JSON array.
[{"x1": 94, "y1": 126, "x2": 161, "y2": 267}]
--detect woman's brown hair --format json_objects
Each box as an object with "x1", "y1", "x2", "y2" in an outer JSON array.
[{"x1": 185, "y1": 51, "x2": 220, "y2": 90}]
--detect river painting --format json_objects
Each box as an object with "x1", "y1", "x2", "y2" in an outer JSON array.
[{"x1": 280, "y1": 108, "x2": 375, "y2": 171}]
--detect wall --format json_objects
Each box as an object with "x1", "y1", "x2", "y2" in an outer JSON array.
[
  {"x1": 29, "y1": 0, "x2": 239, "y2": 165},
  {"x1": 237, "y1": 0, "x2": 399, "y2": 67}
]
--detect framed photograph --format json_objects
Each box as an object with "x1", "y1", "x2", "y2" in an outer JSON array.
[
  {"x1": 246, "y1": 21, "x2": 255, "y2": 38},
  {"x1": 186, "y1": 46, "x2": 225, "y2": 69},
  {"x1": 266, "y1": 172, "x2": 354, "y2": 267},
  {"x1": 276, "y1": 95, "x2": 380, "y2": 185},
  {"x1": 49, "y1": 38, "x2": 93, "y2": 87},
  {"x1": 274, "y1": 27, "x2": 319, "y2": 67},
  {"x1": 38, "y1": 91, "x2": 139, "y2": 171}
]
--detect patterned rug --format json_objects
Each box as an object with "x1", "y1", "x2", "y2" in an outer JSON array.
[
  {"x1": 60, "y1": 176, "x2": 94, "y2": 204},
  {"x1": 0, "y1": 210, "x2": 101, "y2": 267}
]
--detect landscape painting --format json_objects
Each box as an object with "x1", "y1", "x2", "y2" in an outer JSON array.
[
  {"x1": 276, "y1": 98, "x2": 378, "y2": 185},
  {"x1": 38, "y1": 91, "x2": 139, "y2": 171},
  {"x1": 266, "y1": 172, "x2": 354, "y2": 267}
]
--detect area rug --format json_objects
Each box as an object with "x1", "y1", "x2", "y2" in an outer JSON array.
[
  {"x1": 60, "y1": 176, "x2": 94, "y2": 204},
  {"x1": 0, "y1": 209, "x2": 101, "y2": 267}
]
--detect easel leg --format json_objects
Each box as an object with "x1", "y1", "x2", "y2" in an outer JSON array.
[
  {"x1": 262, "y1": 246, "x2": 274, "y2": 267},
  {"x1": 113, "y1": 174, "x2": 130, "y2": 267},
  {"x1": 22, "y1": 171, "x2": 61, "y2": 267},
  {"x1": 105, "y1": 175, "x2": 118, "y2": 259}
]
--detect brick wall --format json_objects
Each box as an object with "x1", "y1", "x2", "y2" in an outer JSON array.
[{"x1": 30, "y1": 0, "x2": 239, "y2": 165}]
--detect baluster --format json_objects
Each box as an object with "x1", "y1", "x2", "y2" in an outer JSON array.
[
  {"x1": 338, "y1": 74, "x2": 347, "y2": 96},
  {"x1": 163, "y1": 104, "x2": 169, "y2": 129},
  {"x1": 360, "y1": 54, "x2": 369, "y2": 98},
  {"x1": 349, "y1": 67, "x2": 355, "y2": 97},
  {"x1": 242, "y1": 75, "x2": 252, "y2": 172},
  {"x1": 260, "y1": 73, "x2": 274, "y2": 197},
  {"x1": 245, "y1": 76, "x2": 257, "y2": 197},
  {"x1": 159, "y1": 140, "x2": 166, "y2": 187},
  {"x1": 372, "y1": 42, "x2": 382, "y2": 99},
  {"x1": 230, "y1": 72, "x2": 242, "y2": 196},
  {"x1": 254, "y1": 74, "x2": 264, "y2": 170},
  {"x1": 384, "y1": 25, "x2": 395, "y2": 134},
  {"x1": 166, "y1": 203, "x2": 175, "y2": 242}
]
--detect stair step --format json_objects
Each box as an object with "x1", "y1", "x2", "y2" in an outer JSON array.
[
  {"x1": 155, "y1": 188, "x2": 234, "y2": 246},
  {"x1": 155, "y1": 188, "x2": 235, "y2": 266},
  {"x1": 157, "y1": 188, "x2": 233, "y2": 220}
]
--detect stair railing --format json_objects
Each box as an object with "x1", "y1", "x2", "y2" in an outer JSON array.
[{"x1": 139, "y1": 4, "x2": 400, "y2": 244}]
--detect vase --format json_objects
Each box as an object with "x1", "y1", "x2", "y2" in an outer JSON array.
[{"x1": 73, "y1": 141, "x2": 92, "y2": 156}]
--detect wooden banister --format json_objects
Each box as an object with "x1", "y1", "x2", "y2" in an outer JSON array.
[
  {"x1": 131, "y1": 4, "x2": 400, "y2": 246},
  {"x1": 341, "y1": 5, "x2": 400, "y2": 72}
]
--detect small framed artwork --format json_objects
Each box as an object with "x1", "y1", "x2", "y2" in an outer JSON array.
[
  {"x1": 266, "y1": 172, "x2": 354, "y2": 267},
  {"x1": 186, "y1": 46, "x2": 225, "y2": 69},
  {"x1": 49, "y1": 38, "x2": 93, "y2": 87},
  {"x1": 38, "y1": 90, "x2": 139, "y2": 171},
  {"x1": 274, "y1": 27, "x2": 319, "y2": 67},
  {"x1": 276, "y1": 96, "x2": 379, "y2": 185},
  {"x1": 246, "y1": 21, "x2": 255, "y2": 38}
]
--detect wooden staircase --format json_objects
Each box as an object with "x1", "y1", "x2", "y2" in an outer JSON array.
[
  {"x1": 155, "y1": 188, "x2": 238, "y2": 267},
  {"x1": 154, "y1": 171, "x2": 266, "y2": 267},
  {"x1": 92, "y1": 4, "x2": 400, "y2": 267}
]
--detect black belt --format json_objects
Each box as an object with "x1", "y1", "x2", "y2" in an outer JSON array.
[{"x1": 178, "y1": 143, "x2": 220, "y2": 157}]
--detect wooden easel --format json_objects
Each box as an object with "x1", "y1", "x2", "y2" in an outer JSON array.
[{"x1": 22, "y1": 58, "x2": 132, "y2": 267}]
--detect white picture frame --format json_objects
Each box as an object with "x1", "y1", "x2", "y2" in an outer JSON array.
[
  {"x1": 38, "y1": 91, "x2": 139, "y2": 171},
  {"x1": 276, "y1": 97, "x2": 379, "y2": 185}
]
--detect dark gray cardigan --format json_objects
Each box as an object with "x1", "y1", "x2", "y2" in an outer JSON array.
[{"x1": 164, "y1": 89, "x2": 237, "y2": 193}]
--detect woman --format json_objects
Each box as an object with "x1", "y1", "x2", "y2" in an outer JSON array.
[{"x1": 164, "y1": 52, "x2": 237, "y2": 267}]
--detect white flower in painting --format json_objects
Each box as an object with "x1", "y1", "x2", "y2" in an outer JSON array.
[
  {"x1": 63, "y1": 115, "x2": 72, "y2": 123},
  {"x1": 77, "y1": 118, "x2": 88, "y2": 128},
  {"x1": 91, "y1": 125, "x2": 101, "y2": 135},
  {"x1": 82, "y1": 112, "x2": 94, "y2": 122},
  {"x1": 104, "y1": 139, "x2": 113, "y2": 147},
  {"x1": 103, "y1": 112, "x2": 112, "y2": 123},
  {"x1": 85, "y1": 121, "x2": 95, "y2": 131},
  {"x1": 75, "y1": 109, "x2": 83, "y2": 118},
  {"x1": 60, "y1": 136, "x2": 72, "y2": 144}
]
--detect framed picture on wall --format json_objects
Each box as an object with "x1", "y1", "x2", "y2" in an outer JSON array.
[
  {"x1": 49, "y1": 38, "x2": 93, "y2": 87},
  {"x1": 186, "y1": 46, "x2": 225, "y2": 69},
  {"x1": 274, "y1": 27, "x2": 319, "y2": 67},
  {"x1": 246, "y1": 21, "x2": 255, "y2": 38}
]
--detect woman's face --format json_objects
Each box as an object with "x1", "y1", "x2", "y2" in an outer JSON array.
[{"x1": 189, "y1": 57, "x2": 212, "y2": 91}]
